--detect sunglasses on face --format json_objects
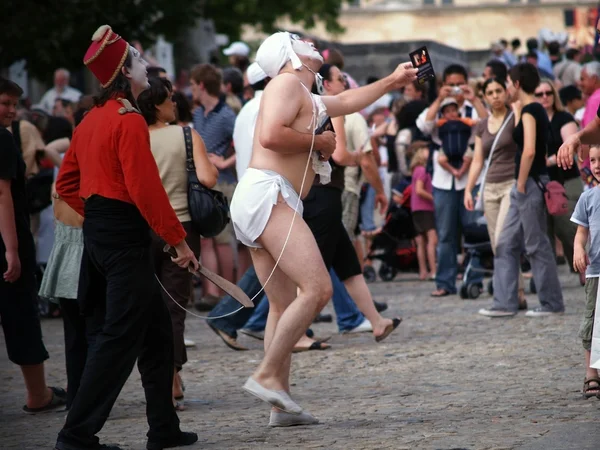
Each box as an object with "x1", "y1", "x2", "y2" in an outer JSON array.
[{"x1": 534, "y1": 91, "x2": 553, "y2": 98}]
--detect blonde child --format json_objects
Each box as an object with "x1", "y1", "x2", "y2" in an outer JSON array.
[
  {"x1": 572, "y1": 144, "x2": 600, "y2": 398},
  {"x1": 410, "y1": 143, "x2": 437, "y2": 280}
]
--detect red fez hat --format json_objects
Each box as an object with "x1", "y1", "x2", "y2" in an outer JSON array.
[{"x1": 83, "y1": 25, "x2": 130, "y2": 88}]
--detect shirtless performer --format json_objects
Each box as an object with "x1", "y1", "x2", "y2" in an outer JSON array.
[{"x1": 230, "y1": 32, "x2": 417, "y2": 421}]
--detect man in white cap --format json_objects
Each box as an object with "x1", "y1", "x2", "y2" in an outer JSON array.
[
  {"x1": 229, "y1": 31, "x2": 417, "y2": 422},
  {"x1": 223, "y1": 41, "x2": 251, "y2": 72}
]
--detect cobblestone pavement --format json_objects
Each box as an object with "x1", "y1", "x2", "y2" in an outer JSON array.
[{"x1": 2, "y1": 266, "x2": 600, "y2": 450}]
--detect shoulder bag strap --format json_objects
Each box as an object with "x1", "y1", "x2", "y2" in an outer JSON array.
[
  {"x1": 183, "y1": 126, "x2": 200, "y2": 185},
  {"x1": 480, "y1": 111, "x2": 514, "y2": 187}
]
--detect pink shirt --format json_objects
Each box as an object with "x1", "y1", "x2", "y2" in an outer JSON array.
[
  {"x1": 580, "y1": 88, "x2": 600, "y2": 171},
  {"x1": 411, "y1": 166, "x2": 434, "y2": 212}
]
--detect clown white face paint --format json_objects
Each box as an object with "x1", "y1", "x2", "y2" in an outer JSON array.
[
  {"x1": 291, "y1": 39, "x2": 324, "y2": 64},
  {"x1": 127, "y1": 47, "x2": 149, "y2": 95}
]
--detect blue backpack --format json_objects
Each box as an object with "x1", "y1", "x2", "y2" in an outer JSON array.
[{"x1": 437, "y1": 105, "x2": 473, "y2": 169}]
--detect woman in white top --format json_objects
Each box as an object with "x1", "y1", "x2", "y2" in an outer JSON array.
[{"x1": 138, "y1": 77, "x2": 217, "y2": 409}]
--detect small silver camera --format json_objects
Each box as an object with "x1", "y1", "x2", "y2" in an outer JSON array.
[{"x1": 451, "y1": 86, "x2": 462, "y2": 95}]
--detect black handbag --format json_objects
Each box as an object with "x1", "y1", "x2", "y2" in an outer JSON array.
[{"x1": 183, "y1": 126, "x2": 230, "y2": 238}]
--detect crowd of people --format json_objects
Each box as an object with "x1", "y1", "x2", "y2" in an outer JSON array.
[{"x1": 1, "y1": 21, "x2": 600, "y2": 449}]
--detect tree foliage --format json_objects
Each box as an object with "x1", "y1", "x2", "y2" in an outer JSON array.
[{"x1": 1, "y1": 0, "x2": 344, "y2": 80}]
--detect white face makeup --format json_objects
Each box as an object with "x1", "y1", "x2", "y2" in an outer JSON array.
[
  {"x1": 291, "y1": 38, "x2": 324, "y2": 64},
  {"x1": 127, "y1": 47, "x2": 149, "y2": 91}
]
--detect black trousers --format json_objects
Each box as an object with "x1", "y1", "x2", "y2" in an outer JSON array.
[
  {"x1": 0, "y1": 247, "x2": 49, "y2": 366},
  {"x1": 57, "y1": 240, "x2": 180, "y2": 448},
  {"x1": 151, "y1": 221, "x2": 200, "y2": 371},
  {"x1": 303, "y1": 186, "x2": 362, "y2": 281},
  {"x1": 59, "y1": 298, "x2": 92, "y2": 410}
]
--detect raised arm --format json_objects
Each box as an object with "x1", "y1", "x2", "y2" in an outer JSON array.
[{"x1": 321, "y1": 63, "x2": 418, "y2": 118}]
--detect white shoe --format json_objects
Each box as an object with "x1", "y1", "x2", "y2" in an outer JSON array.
[
  {"x1": 478, "y1": 308, "x2": 516, "y2": 317},
  {"x1": 525, "y1": 308, "x2": 564, "y2": 317},
  {"x1": 269, "y1": 409, "x2": 319, "y2": 427},
  {"x1": 243, "y1": 377, "x2": 302, "y2": 414},
  {"x1": 343, "y1": 319, "x2": 373, "y2": 334},
  {"x1": 184, "y1": 338, "x2": 196, "y2": 348}
]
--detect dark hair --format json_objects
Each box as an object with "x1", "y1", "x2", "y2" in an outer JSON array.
[
  {"x1": 526, "y1": 51, "x2": 538, "y2": 61},
  {"x1": 509, "y1": 63, "x2": 540, "y2": 94},
  {"x1": 250, "y1": 79, "x2": 269, "y2": 91},
  {"x1": 93, "y1": 51, "x2": 136, "y2": 107},
  {"x1": 190, "y1": 64, "x2": 222, "y2": 97},
  {"x1": 137, "y1": 77, "x2": 173, "y2": 126},
  {"x1": 0, "y1": 77, "x2": 24, "y2": 97},
  {"x1": 566, "y1": 48, "x2": 580, "y2": 61},
  {"x1": 232, "y1": 56, "x2": 250, "y2": 73},
  {"x1": 147, "y1": 66, "x2": 167, "y2": 78},
  {"x1": 526, "y1": 38, "x2": 538, "y2": 51},
  {"x1": 481, "y1": 77, "x2": 506, "y2": 94},
  {"x1": 547, "y1": 41, "x2": 561, "y2": 56},
  {"x1": 366, "y1": 76, "x2": 379, "y2": 85},
  {"x1": 500, "y1": 39, "x2": 508, "y2": 48},
  {"x1": 511, "y1": 38, "x2": 521, "y2": 50},
  {"x1": 485, "y1": 60, "x2": 508, "y2": 83},
  {"x1": 172, "y1": 91, "x2": 193, "y2": 123},
  {"x1": 55, "y1": 98, "x2": 73, "y2": 110},
  {"x1": 559, "y1": 85, "x2": 582, "y2": 105},
  {"x1": 326, "y1": 48, "x2": 345, "y2": 70},
  {"x1": 395, "y1": 99, "x2": 428, "y2": 131},
  {"x1": 443, "y1": 64, "x2": 468, "y2": 83},
  {"x1": 403, "y1": 80, "x2": 427, "y2": 98},
  {"x1": 222, "y1": 68, "x2": 244, "y2": 96}
]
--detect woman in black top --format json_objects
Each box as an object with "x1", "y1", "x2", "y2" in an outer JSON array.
[
  {"x1": 479, "y1": 63, "x2": 564, "y2": 317},
  {"x1": 534, "y1": 79, "x2": 583, "y2": 282}
]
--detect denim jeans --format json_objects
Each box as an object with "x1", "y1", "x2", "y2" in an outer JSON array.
[
  {"x1": 359, "y1": 184, "x2": 377, "y2": 232},
  {"x1": 220, "y1": 268, "x2": 365, "y2": 334},
  {"x1": 243, "y1": 295, "x2": 269, "y2": 331},
  {"x1": 208, "y1": 266, "x2": 266, "y2": 339},
  {"x1": 331, "y1": 269, "x2": 365, "y2": 331},
  {"x1": 433, "y1": 185, "x2": 484, "y2": 293}
]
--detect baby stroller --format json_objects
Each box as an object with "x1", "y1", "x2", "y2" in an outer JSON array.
[
  {"x1": 364, "y1": 186, "x2": 418, "y2": 282},
  {"x1": 460, "y1": 216, "x2": 494, "y2": 299}
]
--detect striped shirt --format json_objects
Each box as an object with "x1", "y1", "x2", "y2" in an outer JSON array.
[{"x1": 193, "y1": 98, "x2": 237, "y2": 184}]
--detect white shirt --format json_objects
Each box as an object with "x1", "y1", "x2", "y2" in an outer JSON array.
[
  {"x1": 39, "y1": 86, "x2": 83, "y2": 114},
  {"x1": 233, "y1": 91, "x2": 263, "y2": 180},
  {"x1": 417, "y1": 100, "x2": 481, "y2": 191}
]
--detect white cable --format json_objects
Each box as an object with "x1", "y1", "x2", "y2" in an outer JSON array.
[{"x1": 158, "y1": 89, "x2": 318, "y2": 320}]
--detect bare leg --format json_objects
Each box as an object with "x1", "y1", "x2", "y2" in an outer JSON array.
[
  {"x1": 585, "y1": 350, "x2": 599, "y2": 381},
  {"x1": 250, "y1": 202, "x2": 332, "y2": 393},
  {"x1": 342, "y1": 275, "x2": 397, "y2": 339},
  {"x1": 353, "y1": 238, "x2": 365, "y2": 270},
  {"x1": 426, "y1": 229, "x2": 438, "y2": 278},
  {"x1": 20, "y1": 364, "x2": 53, "y2": 408},
  {"x1": 200, "y1": 238, "x2": 220, "y2": 297},
  {"x1": 415, "y1": 234, "x2": 427, "y2": 280}
]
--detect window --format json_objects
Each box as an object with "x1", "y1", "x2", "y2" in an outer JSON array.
[
  {"x1": 442, "y1": 0, "x2": 452, "y2": 4},
  {"x1": 423, "y1": 0, "x2": 435, "y2": 5}
]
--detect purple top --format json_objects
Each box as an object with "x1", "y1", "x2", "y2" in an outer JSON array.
[{"x1": 411, "y1": 166, "x2": 434, "y2": 212}]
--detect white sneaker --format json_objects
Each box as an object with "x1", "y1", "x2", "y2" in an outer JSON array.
[
  {"x1": 478, "y1": 308, "x2": 516, "y2": 317},
  {"x1": 343, "y1": 319, "x2": 373, "y2": 334},
  {"x1": 184, "y1": 338, "x2": 196, "y2": 348},
  {"x1": 525, "y1": 308, "x2": 564, "y2": 317},
  {"x1": 269, "y1": 409, "x2": 319, "y2": 427}
]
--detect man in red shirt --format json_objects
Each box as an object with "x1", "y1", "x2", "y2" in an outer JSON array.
[{"x1": 54, "y1": 25, "x2": 198, "y2": 450}]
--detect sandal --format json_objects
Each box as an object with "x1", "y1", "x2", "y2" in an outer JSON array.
[
  {"x1": 431, "y1": 289, "x2": 451, "y2": 298},
  {"x1": 582, "y1": 377, "x2": 600, "y2": 399},
  {"x1": 22, "y1": 387, "x2": 66, "y2": 414},
  {"x1": 375, "y1": 318, "x2": 402, "y2": 343},
  {"x1": 292, "y1": 341, "x2": 331, "y2": 353}
]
